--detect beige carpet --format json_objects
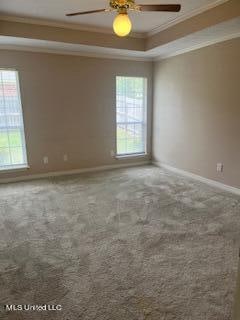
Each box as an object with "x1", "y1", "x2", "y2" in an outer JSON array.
[{"x1": 0, "y1": 165, "x2": 239, "y2": 320}]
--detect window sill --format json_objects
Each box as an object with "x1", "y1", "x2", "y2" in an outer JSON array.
[
  {"x1": 115, "y1": 153, "x2": 149, "y2": 160},
  {"x1": 0, "y1": 165, "x2": 30, "y2": 174}
]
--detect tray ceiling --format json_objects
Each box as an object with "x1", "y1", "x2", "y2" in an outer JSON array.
[{"x1": 0, "y1": 0, "x2": 226, "y2": 33}]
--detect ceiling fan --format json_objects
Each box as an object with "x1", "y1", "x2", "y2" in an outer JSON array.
[{"x1": 66, "y1": 0, "x2": 181, "y2": 37}]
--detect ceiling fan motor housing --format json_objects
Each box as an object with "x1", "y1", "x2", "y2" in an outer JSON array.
[{"x1": 110, "y1": 0, "x2": 136, "y2": 11}]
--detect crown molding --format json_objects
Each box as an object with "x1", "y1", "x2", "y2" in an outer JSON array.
[
  {"x1": 1, "y1": 31, "x2": 238, "y2": 62},
  {"x1": 0, "y1": 15, "x2": 145, "y2": 39},
  {"x1": 0, "y1": 44, "x2": 152, "y2": 62},
  {"x1": 0, "y1": 21, "x2": 239, "y2": 62},
  {"x1": 153, "y1": 31, "x2": 240, "y2": 61},
  {"x1": 147, "y1": 0, "x2": 230, "y2": 36}
]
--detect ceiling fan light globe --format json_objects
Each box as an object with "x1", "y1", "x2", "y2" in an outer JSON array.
[{"x1": 113, "y1": 13, "x2": 132, "y2": 37}]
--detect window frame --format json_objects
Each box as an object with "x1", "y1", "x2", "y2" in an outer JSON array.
[
  {"x1": 0, "y1": 68, "x2": 29, "y2": 172},
  {"x1": 115, "y1": 76, "x2": 148, "y2": 158}
]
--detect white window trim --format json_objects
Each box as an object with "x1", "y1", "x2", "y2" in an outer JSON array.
[
  {"x1": 115, "y1": 76, "x2": 148, "y2": 158},
  {"x1": 0, "y1": 164, "x2": 30, "y2": 173},
  {"x1": 115, "y1": 153, "x2": 148, "y2": 160},
  {"x1": 0, "y1": 68, "x2": 29, "y2": 171}
]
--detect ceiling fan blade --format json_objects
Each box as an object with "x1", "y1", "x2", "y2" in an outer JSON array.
[
  {"x1": 139, "y1": 4, "x2": 181, "y2": 12},
  {"x1": 66, "y1": 9, "x2": 106, "y2": 17}
]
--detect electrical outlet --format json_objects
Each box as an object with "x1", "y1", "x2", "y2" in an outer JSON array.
[
  {"x1": 63, "y1": 154, "x2": 68, "y2": 162},
  {"x1": 217, "y1": 163, "x2": 223, "y2": 172},
  {"x1": 43, "y1": 156, "x2": 48, "y2": 164}
]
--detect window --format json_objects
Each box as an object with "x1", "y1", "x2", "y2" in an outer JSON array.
[
  {"x1": 0, "y1": 70, "x2": 28, "y2": 170},
  {"x1": 116, "y1": 76, "x2": 147, "y2": 156}
]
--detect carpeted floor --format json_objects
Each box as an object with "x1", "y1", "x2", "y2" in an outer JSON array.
[{"x1": 0, "y1": 165, "x2": 239, "y2": 320}]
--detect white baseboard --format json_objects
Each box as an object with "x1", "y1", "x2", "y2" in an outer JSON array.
[
  {"x1": 153, "y1": 161, "x2": 240, "y2": 196},
  {"x1": 0, "y1": 160, "x2": 150, "y2": 184}
]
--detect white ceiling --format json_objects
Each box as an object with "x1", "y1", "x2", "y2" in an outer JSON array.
[{"x1": 0, "y1": 0, "x2": 227, "y2": 33}]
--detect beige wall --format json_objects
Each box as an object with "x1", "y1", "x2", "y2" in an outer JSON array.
[
  {"x1": 153, "y1": 38, "x2": 240, "y2": 189},
  {"x1": 0, "y1": 50, "x2": 152, "y2": 179}
]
